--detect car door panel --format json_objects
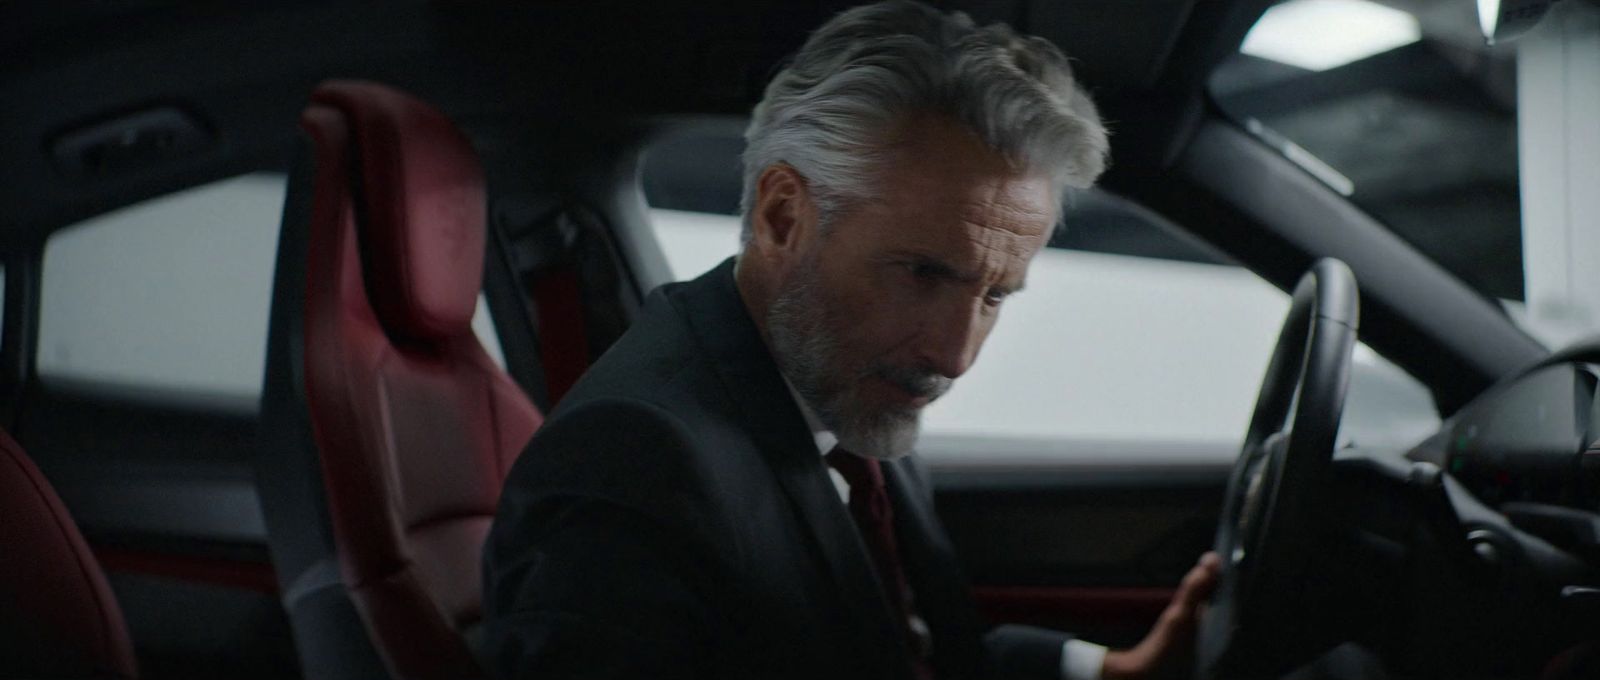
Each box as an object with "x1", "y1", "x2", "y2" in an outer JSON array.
[
  {"x1": 931, "y1": 445, "x2": 1230, "y2": 647},
  {"x1": 14, "y1": 383, "x2": 298, "y2": 677}
]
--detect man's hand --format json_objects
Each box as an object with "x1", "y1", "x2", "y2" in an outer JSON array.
[{"x1": 1101, "y1": 552, "x2": 1222, "y2": 680}]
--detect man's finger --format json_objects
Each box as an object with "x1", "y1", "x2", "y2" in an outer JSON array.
[
  {"x1": 1191, "y1": 552, "x2": 1221, "y2": 598},
  {"x1": 1173, "y1": 553, "x2": 1222, "y2": 609}
]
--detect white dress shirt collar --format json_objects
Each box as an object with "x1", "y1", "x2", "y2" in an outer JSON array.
[{"x1": 782, "y1": 376, "x2": 838, "y2": 457}]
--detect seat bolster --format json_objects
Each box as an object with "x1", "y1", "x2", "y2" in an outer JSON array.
[
  {"x1": 480, "y1": 345, "x2": 543, "y2": 475},
  {"x1": 349, "y1": 563, "x2": 481, "y2": 679},
  {"x1": 0, "y1": 431, "x2": 138, "y2": 679}
]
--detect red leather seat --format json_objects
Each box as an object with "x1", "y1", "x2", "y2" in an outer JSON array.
[
  {"x1": 258, "y1": 81, "x2": 542, "y2": 680},
  {"x1": 0, "y1": 429, "x2": 138, "y2": 679}
]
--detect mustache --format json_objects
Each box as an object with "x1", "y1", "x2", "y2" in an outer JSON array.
[{"x1": 869, "y1": 363, "x2": 952, "y2": 401}]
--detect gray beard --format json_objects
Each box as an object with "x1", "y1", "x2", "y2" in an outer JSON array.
[{"x1": 765, "y1": 259, "x2": 949, "y2": 460}]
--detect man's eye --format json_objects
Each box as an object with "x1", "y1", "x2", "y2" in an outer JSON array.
[
  {"x1": 984, "y1": 289, "x2": 1010, "y2": 306},
  {"x1": 906, "y1": 262, "x2": 941, "y2": 280}
]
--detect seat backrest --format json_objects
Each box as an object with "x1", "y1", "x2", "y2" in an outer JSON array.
[
  {"x1": 259, "y1": 80, "x2": 542, "y2": 680},
  {"x1": 0, "y1": 428, "x2": 138, "y2": 680}
]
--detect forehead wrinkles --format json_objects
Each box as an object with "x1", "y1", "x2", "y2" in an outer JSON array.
[
  {"x1": 946, "y1": 183, "x2": 1052, "y2": 265},
  {"x1": 958, "y1": 218, "x2": 1034, "y2": 268},
  {"x1": 950, "y1": 221, "x2": 1036, "y2": 286},
  {"x1": 961, "y1": 186, "x2": 1050, "y2": 236}
]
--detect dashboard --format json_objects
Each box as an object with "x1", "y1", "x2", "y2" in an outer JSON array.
[{"x1": 1410, "y1": 355, "x2": 1600, "y2": 562}]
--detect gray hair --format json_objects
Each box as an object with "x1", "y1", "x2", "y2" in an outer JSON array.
[{"x1": 739, "y1": 0, "x2": 1108, "y2": 243}]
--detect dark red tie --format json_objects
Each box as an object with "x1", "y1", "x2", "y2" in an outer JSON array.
[{"x1": 825, "y1": 447, "x2": 935, "y2": 679}]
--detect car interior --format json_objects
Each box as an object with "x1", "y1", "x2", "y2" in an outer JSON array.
[{"x1": 1, "y1": 0, "x2": 1597, "y2": 679}]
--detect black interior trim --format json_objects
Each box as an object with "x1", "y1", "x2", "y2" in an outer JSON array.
[
  {"x1": 18, "y1": 381, "x2": 262, "y2": 544},
  {"x1": 483, "y1": 216, "x2": 551, "y2": 411},
  {"x1": 936, "y1": 472, "x2": 1226, "y2": 587},
  {"x1": 0, "y1": 247, "x2": 40, "y2": 430}
]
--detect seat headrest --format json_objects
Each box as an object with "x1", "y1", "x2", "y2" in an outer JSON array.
[{"x1": 311, "y1": 81, "x2": 486, "y2": 342}]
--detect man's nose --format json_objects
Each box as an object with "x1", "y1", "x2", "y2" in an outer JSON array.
[{"x1": 917, "y1": 300, "x2": 986, "y2": 379}]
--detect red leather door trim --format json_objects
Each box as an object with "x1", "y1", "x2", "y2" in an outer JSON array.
[{"x1": 95, "y1": 547, "x2": 279, "y2": 594}]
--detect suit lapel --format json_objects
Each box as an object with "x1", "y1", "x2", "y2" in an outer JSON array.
[
  {"x1": 674, "y1": 258, "x2": 913, "y2": 677},
  {"x1": 885, "y1": 457, "x2": 988, "y2": 678}
]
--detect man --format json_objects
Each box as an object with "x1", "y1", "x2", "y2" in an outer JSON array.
[{"x1": 482, "y1": 2, "x2": 1220, "y2": 678}]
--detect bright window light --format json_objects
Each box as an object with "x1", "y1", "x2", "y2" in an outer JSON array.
[{"x1": 1241, "y1": 0, "x2": 1422, "y2": 71}]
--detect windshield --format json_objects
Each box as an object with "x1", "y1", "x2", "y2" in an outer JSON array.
[{"x1": 1211, "y1": 0, "x2": 1600, "y2": 348}]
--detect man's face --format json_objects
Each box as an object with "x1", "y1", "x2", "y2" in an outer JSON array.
[{"x1": 766, "y1": 117, "x2": 1056, "y2": 459}]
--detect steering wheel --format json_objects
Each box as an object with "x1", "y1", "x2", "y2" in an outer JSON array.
[{"x1": 1197, "y1": 258, "x2": 1359, "y2": 679}]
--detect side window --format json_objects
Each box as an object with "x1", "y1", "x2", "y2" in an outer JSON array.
[
  {"x1": 641, "y1": 133, "x2": 1440, "y2": 461},
  {"x1": 37, "y1": 173, "x2": 506, "y2": 408},
  {"x1": 39, "y1": 174, "x2": 284, "y2": 405}
]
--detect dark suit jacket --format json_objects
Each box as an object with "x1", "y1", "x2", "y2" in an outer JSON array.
[{"x1": 482, "y1": 258, "x2": 1069, "y2": 680}]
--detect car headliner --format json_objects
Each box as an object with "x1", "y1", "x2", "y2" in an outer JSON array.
[{"x1": 0, "y1": 0, "x2": 1264, "y2": 244}]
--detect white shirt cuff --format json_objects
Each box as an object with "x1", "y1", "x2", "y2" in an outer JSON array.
[{"x1": 1060, "y1": 639, "x2": 1108, "y2": 680}]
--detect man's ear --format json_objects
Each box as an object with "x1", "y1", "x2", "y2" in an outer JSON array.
[{"x1": 749, "y1": 164, "x2": 815, "y2": 263}]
